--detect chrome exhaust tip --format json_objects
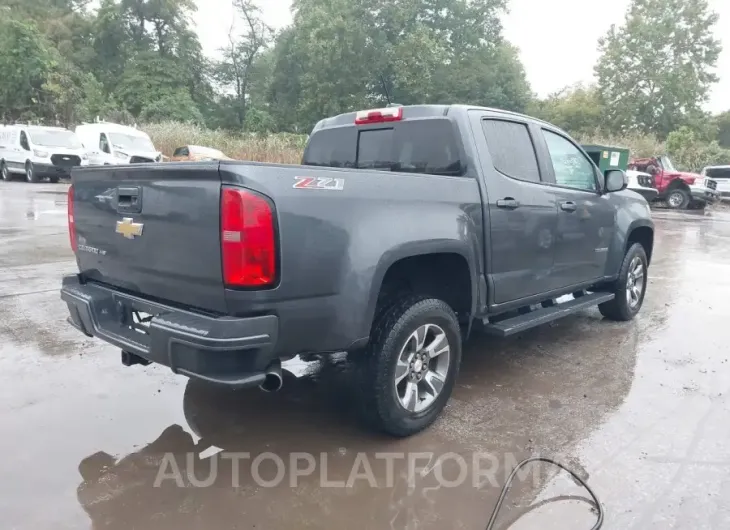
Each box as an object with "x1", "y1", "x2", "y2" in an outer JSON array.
[{"x1": 260, "y1": 361, "x2": 283, "y2": 392}]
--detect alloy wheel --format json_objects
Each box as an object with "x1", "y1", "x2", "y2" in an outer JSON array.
[
  {"x1": 394, "y1": 324, "x2": 451, "y2": 413},
  {"x1": 626, "y1": 256, "x2": 645, "y2": 309}
]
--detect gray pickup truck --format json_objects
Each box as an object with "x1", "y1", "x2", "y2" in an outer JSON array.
[{"x1": 61, "y1": 105, "x2": 654, "y2": 436}]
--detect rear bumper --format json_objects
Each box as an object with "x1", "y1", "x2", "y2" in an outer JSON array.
[{"x1": 61, "y1": 275, "x2": 279, "y2": 388}]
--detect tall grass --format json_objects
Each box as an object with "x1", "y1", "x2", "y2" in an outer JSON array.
[{"x1": 143, "y1": 122, "x2": 307, "y2": 164}]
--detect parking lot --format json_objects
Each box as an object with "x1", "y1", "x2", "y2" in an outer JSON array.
[{"x1": 2, "y1": 181, "x2": 730, "y2": 529}]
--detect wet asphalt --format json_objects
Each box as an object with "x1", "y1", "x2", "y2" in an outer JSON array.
[{"x1": 1, "y1": 180, "x2": 730, "y2": 530}]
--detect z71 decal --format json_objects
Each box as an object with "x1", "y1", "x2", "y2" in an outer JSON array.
[{"x1": 293, "y1": 176, "x2": 345, "y2": 191}]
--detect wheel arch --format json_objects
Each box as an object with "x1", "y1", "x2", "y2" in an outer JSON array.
[
  {"x1": 667, "y1": 179, "x2": 691, "y2": 193},
  {"x1": 626, "y1": 223, "x2": 654, "y2": 264},
  {"x1": 363, "y1": 241, "x2": 478, "y2": 338}
]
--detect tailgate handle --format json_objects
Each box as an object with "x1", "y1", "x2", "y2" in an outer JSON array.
[{"x1": 117, "y1": 187, "x2": 142, "y2": 213}]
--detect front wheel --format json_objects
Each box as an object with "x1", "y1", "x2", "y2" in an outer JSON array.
[
  {"x1": 25, "y1": 162, "x2": 39, "y2": 183},
  {"x1": 666, "y1": 188, "x2": 690, "y2": 209},
  {"x1": 599, "y1": 243, "x2": 648, "y2": 321},
  {"x1": 356, "y1": 295, "x2": 462, "y2": 437},
  {"x1": 1, "y1": 161, "x2": 11, "y2": 181}
]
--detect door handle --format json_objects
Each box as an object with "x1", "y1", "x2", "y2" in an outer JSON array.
[
  {"x1": 560, "y1": 201, "x2": 577, "y2": 212},
  {"x1": 496, "y1": 198, "x2": 520, "y2": 209},
  {"x1": 117, "y1": 186, "x2": 142, "y2": 213}
]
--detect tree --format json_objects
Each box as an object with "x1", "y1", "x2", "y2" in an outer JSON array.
[
  {"x1": 139, "y1": 91, "x2": 203, "y2": 123},
  {"x1": 714, "y1": 111, "x2": 730, "y2": 148},
  {"x1": 214, "y1": 0, "x2": 273, "y2": 129},
  {"x1": 0, "y1": 19, "x2": 52, "y2": 122},
  {"x1": 529, "y1": 85, "x2": 604, "y2": 138},
  {"x1": 595, "y1": 0, "x2": 722, "y2": 138},
  {"x1": 268, "y1": 0, "x2": 528, "y2": 132}
]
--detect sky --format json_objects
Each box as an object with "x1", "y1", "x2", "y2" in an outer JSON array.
[{"x1": 194, "y1": 0, "x2": 730, "y2": 114}]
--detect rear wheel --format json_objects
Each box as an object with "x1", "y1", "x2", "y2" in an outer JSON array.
[
  {"x1": 599, "y1": 243, "x2": 648, "y2": 321},
  {"x1": 666, "y1": 188, "x2": 690, "y2": 209},
  {"x1": 25, "y1": 162, "x2": 39, "y2": 183},
  {"x1": 356, "y1": 295, "x2": 462, "y2": 437},
  {"x1": 1, "y1": 161, "x2": 10, "y2": 181}
]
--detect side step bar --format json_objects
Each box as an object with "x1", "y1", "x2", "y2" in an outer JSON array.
[{"x1": 481, "y1": 292, "x2": 615, "y2": 337}]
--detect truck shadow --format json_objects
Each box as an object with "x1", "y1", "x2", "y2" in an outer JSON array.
[{"x1": 76, "y1": 309, "x2": 644, "y2": 530}]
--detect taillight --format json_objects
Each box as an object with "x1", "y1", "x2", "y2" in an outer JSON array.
[
  {"x1": 68, "y1": 185, "x2": 77, "y2": 252},
  {"x1": 221, "y1": 187, "x2": 276, "y2": 287},
  {"x1": 355, "y1": 106, "x2": 403, "y2": 125}
]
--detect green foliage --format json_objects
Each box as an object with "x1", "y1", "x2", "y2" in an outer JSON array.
[
  {"x1": 595, "y1": 0, "x2": 722, "y2": 139},
  {"x1": 139, "y1": 91, "x2": 203, "y2": 124},
  {"x1": 0, "y1": 18, "x2": 52, "y2": 122},
  {"x1": 530, "y1": 85, "x2": 604, "y2": 138},
  {"x1": 267, "y1": 0, "x2": 527, "y2": 132},
  {"x1": 714, "y1": 111, "x2": 730, "y2": 148},
  {"x1": 666, "y1": 126, "x2": 730, "y2": 172}
]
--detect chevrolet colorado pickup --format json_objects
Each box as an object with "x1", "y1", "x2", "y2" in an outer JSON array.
[{"x1": 61, "y1": 105, "x2": 654, "y2": 436}]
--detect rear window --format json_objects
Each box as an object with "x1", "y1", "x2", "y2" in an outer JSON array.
[{"x1": 303, "y1": 119, "x2": 463, "y2": 176}]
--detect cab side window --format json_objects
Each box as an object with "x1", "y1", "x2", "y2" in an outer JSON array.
[
  {"x1": 482, "y1": 119, "x2": 541, "y2": 183},
  {"x1": 20, "y1": 131, "x2": 30, "y2": 151},
  {"x1": 100, "y1": 133, "x2": 110, "y2": 153},
  {"x1": 542, "y1": 130, "x2": 597, "y2": 191}
]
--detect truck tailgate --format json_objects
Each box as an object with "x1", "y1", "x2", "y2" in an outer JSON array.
[{"x1": 71, "y1": 162, "x2": 226, "y2": 313}]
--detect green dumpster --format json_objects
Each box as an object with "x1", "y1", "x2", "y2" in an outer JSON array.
[{"x1": 581, "y1": 144, "x2": 629, "y2": 175}]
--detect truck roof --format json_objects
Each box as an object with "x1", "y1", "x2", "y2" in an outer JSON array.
[
  {"x1": 2, "y1": 124, "x2": 71, "y2": 132},
  {"x1": 313, "y1": 104, "x2": 556, "y2": 131},
  {"x1": 76, "y1": 122, "x2": 149, "y2": 137}
]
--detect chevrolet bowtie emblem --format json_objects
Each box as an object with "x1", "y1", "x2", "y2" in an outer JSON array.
[{"x1": 115, "y1": 218, "x2": 144, "y2": 239}]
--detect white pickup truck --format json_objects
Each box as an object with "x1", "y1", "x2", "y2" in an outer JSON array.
[
  {"x1": 702, "y1": 166, "x2": 730, "y2": 200},
  {"x1": 626, "y1": 170, "x2": 658, "y2": 202}
]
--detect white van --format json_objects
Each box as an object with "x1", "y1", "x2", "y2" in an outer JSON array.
[
  {"x1": 0, "y1": 125, "x2": 89, "y2": 183},
  {"x1": 75, "y1": 122, "x2": 161, "y2": 165}
]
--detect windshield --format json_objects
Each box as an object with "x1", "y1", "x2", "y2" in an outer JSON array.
[
  {"x1": 28, "y1": 129, "x2": 83, "y2": 149},
  {"x1": 660, "y1": 156, "x2": 676, "y2": 172},
  {"x1": 109, "y1": 133, "x2": 155, "y2": 153}
]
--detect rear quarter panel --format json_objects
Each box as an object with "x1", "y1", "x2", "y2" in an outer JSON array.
[{"x1": 219, "y1": 162, "x2": 483, "y2": 355}]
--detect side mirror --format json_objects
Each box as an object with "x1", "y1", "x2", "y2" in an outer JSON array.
[{"x1": 605, "y1": 170, "x2": 628, "y2": 193}]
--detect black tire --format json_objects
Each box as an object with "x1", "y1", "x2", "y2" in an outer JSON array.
[
  {"x1": 25, "y1": 162, "x2": 39, "y2": 183},
  {"x1": 356, "y1": 295, "x2": 462, "y2": 437},
  {"x1": 599, "y1": 243, "x2": 648, "y2": 321},
  {"x1": 1, "y1": 161, "x2": 11, "y2": 182},
  {"x1": 49, "y1": 176, "x2": 59, "y2": 184},
  {"x1": 666, "y1": 187, "x2": 690, "y2": 209}
]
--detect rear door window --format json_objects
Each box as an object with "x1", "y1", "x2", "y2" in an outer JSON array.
[
  {"x1": 481, "y1": 120, "x2": 541, "y2": 182},
  {"x1": 303, "y1": 119, "x2": 463, "y2": 176}
]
